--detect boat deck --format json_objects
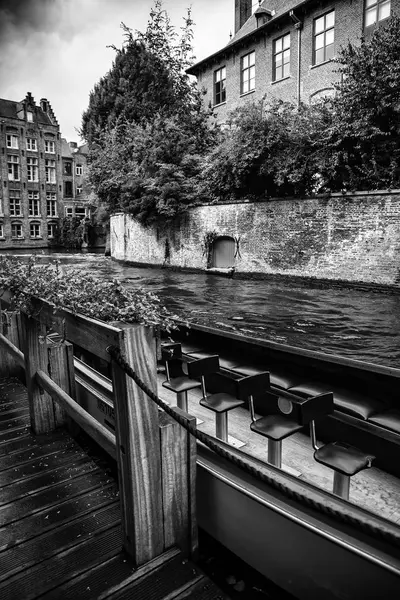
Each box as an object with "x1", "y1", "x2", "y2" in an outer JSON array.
[
  {"x1": 0, "y1": 378, "x2": 230, "y2": 600},
  {"x1": 156, "y1": 373, "x2": 400, "y2": 527}
]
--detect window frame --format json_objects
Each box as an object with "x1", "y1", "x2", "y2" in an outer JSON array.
[
  {"x1": 7, "y1": 155, "x2": 20, "y2": 181},
  {"x1": 0, "y1": 223, "x2": 4, "y2": 238},
  {"x1": 313, "y1": 10, "x2": 335, "y2": 66},
  {"x1": 47, "y1": 222, "x2": 57, "y2": 239},
  {"x1": 26, "y1": 138, "x2": 38, "y2": 151},
  {"x1": 273, "y1": 33, "x2": 291, "y2": 82},
  {"x1": 28, "y1": 191, "x2": 41, "y2": 217},
  {"x1": 364, "y1": 0, "x2": 391, "y2": 28},
  {"x1": 29, "y1": 221, "x2": 41, "y2": 239},
  {"x1": 65, "y1": 207, "x2": 73, "y2": 217},
  {"x1": 6, "y1": 134, "x2": 19, "y2": 149},
  {"x1": 27, "y1": 156, "x2": 39, "y2": 182},
  {"x1": 241, "y1": 50, "x2": 256, "y2": 94},
  {"x1": 214, "y1": 66, "x2": 227, "y2": 106},
  {"x1": 46, "y1": 193, "x2": 57, "y2": 217},
  {"x1": 45, "y1": 159, "x2": 56, "y2": 184},
  {"x1": 9, "y1": 191, "x2": 22, "y2": 217},
  {"x1": 44, "y1": 140, "x2": 55, "y2": 154},
  {"x1": 76, "y1": 164, "x2": 83, "y2": 176},
  {"x1": 11, "y1": 222, "x2": 23, "y2": 239}
]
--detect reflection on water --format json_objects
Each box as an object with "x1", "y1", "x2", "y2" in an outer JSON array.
[{"x1": 2, "y1": 249, "x2": 400, "y2": 368}]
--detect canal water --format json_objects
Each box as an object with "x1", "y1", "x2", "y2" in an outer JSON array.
[{"x1": 3, "y1": 249, "x2": 400, "y2": 368}]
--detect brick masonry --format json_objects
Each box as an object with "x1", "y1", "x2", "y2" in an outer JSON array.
[{"x1": 111, "y1": 192, "x2": 400, "y2": 289}]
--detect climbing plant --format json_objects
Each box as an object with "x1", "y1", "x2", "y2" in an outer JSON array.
[
  {"x1": 202, "y1": 230, "x2": 218, "y2": 268},
  {"x1": 0, "y1": 256, "x2": 177, "y2": 332}
]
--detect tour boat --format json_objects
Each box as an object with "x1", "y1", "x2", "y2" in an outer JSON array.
[{"x1": 74, "y1": 320, "x2": 400, "y2": 599}]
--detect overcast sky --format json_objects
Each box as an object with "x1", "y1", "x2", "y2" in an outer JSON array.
[{"x1": 0, "y1": 0, "x2": 234, "y2": 141}]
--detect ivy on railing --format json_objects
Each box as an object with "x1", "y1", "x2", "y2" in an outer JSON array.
[{"x1": 0, "y1": 256, "x2": 177, "y2": 332}]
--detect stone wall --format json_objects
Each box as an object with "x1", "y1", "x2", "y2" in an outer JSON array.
[{"x1": 111, "y1": 192, "x2": 400, "y2": 288}]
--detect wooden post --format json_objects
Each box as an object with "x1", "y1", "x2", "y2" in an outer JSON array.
[
  {"x1": 159, "y1": 408, "x2": 198, "y2": 558},
  {"x1": 47, "y1": 340, "x2": 76, "y2": 428},
  {"x1": 21, "y1": 312, "x2": 56, "y2": 434},
  {"x1": 0, "y1": 304, "x2": 22, "y2": 379},
  {"x1": 110, "y1": 323, "x2": 164, "y2": 565}
]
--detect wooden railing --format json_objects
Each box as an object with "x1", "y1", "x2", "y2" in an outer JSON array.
[{"x1": 0, "y1": 292, "x2": 197, "y2": 565}]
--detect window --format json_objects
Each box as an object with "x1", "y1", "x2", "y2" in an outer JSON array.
[
  {"x1": 76, "y1": 186, "x2": 82, "y2": 196},
  {"x1": 45, "y1": 159, "x2": 56, "y2": 183},
  {"x1": 48, "y1": 222, "x2": 57, "y2": 239},
  {"x1": 26, "y1": 138, "x2": 37, "y2": 151},
  {"x1": 365, "y1": 0, "x2": 391, "y2": 27},
  {"x1": 27, "y1": 111, "x2": 33, "y2": 122},
  {"x1": 11, "y1": 223, "x2": 23, "y2": 239},
  {"x1": 30, "y1": 222, "x2": 41, "y2": 238},
  {"x1": 64, "y1": 162, "x2": 72, "y2": 176},
  {"x1": 214, "y1": 67, "x2": 226, "y2": 105},
  {"x1": 9, "y1": 190, "x2": 22, "y2": 216},
  {"x1": 46, "y1": 193, "x2": 57, "y2": 217},
  {"x1": 273, "y1": 33, "x2": 290, "y2": 81},
  {"x1": 7, "y1": 155, "x2": 20, "y2": 181},
  {"x1": 314, "y1": 11, "x2": 335, "y2": 65},
  {"x1": 0, "y1": 223, "x2": 3, "y2": 238},
  {"x1": 64, "y1": 181, "x2": 73, "y2": 197},
  {"x1": 28, "y1": 191, "x2": 40, "y2": 216},
  {"x1": 27, "y1": 157, "x2": 39, "y2": 182},
  {"x1": 65, "y1": 207, "x2": 73, "y2": 217},
  {"x1": 76, "y1": 164, "x2": 83, "y2": 176},
  {"x1": 45, "y1": 140, "x2": 55, "y2": 153},
  {"x1": 6, "y1": 134, "x2": 18, "y2": 149},
  {"x1": 75, "y1": 206, "x2": 87, "y2": 218},
  {"x1": 241, "y1": 51, "x2": 255, "y2": 94}
]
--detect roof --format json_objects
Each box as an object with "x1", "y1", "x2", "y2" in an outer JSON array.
[
  {"x1": 0, "y1": 97, "x2": 54, "y2": 126},
  {"x1": 187, "y1": 0, "x2": 328, "y2": 74},
  {"x1": 61, "y1": 138, "x2": 73, "y2": 158}
]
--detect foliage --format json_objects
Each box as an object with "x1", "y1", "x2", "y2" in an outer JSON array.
[
  {"x1": 0, "y1": 256, "x2": 177, "y2": 332},
  {"x1": 83, "y1": 1, "x2": 215, "y2": 224},
  {"x1": 201, "y1": 100, "x2": 332, "y2": 201},
  {"x1": 325, "y1": 14, "x2": 400, "y2": 191},
  {"x1": 201, "y1": 230, "x2": 218, "y2": 267},
  {"x1": 55, "y1": 217, "x2": 86, "y2": 249}
]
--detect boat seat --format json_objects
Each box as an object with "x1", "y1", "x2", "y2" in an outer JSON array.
[
  {"x1": 234, "y1": 364, "x2": 304, "y2": 391},
  {"x1": 368, "y1": 409, "x2": 400, "y2": 434},
  {"x1": 187, "y1": 355, "x2": 245, "y2": 443},
  {"x1": 288, "y1": 381, "x2": 384, "y2": 421},
  {"x1": 161, "y1": 343, "x2": 201, "y2": 412},
  {"x1": 314, "y1": 442, "x2": 374, "y2": 477},
  {"x1": 250, "y1": 415, "x2": 303, "y2": 442}
]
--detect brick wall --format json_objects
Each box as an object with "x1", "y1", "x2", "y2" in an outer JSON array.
[
  {"x1": 196, "y1": 0, "x2": 398, "y2": 119},
  {"x1": 111, "y1": 192, "x2": 400, "y2": 288}
]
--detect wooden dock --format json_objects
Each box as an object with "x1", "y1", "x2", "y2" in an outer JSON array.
[{"x1": 0, "y1": 377, "x2": 230, "y2": 599}]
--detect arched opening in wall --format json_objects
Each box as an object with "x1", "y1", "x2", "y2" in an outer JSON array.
[{"x1": 212, "y1": 236, "x2": 235, "y2": 268}]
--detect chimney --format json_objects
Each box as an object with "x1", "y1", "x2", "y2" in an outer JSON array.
[{"x1": 234, "y1": 0, "x2": 252, "y2": 33}]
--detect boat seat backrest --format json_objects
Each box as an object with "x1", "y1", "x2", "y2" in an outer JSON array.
[
  {"x1": 268, "y1": 389, "x2": 334, "y2": 426},
  {"x1": 187, "y1": 355, "x2": 220, "y2": 379},
  {"x1": 161, "y1": 342, "x2": 182, "y2": 362},
  {"x1": 236, "y1": 372, "x2": 270, "y2": 401}
]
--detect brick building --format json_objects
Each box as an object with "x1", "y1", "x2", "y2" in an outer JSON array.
[
  {"x1": 61, "y1": 140, "x2": 92, "y2": 219},
  {"x1": 0, "y1": 92, "x2": 63, "y2": 248},
  {"x1": 188, "y1": 0, "x2": 397, "y2": 121}
]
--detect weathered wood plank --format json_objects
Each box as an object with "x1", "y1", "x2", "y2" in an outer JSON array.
[
  {"x1": 159, "y1": 408, "x2": 198, "y2": 558},
  {"x1": 48, "y1": 341, "x2": 76, "y2": 427},
  {"x1": 110, "y1": 323, "x2": 164, "y2": 565},
  {"x1": 36, "y1": 369, "x2": 116, "y2": 460},
  {"x1": 0, "y1": 307, "x2": 24, "y2": 379},
  {"x1": 21, "y1": 312, "x2": 56, "y2": 434}
]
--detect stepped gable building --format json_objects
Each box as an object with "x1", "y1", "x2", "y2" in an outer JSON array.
[
  {"x1": 61, "y1": 139, "x2": 91, "y2": 219},
  {"x1": 0, "y1": 92, "x2": 62, "y2": 248},
  {"x1": 187, "y1": 0, "x2": 396, "y2": 122}
]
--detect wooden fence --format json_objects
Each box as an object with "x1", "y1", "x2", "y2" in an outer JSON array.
[{"x1": 0, "y1": 291, "x2": 197, "y2": 566}]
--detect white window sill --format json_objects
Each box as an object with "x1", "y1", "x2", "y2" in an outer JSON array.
[
  {"x1": 310, "y1": 58, "x2": 335, "y2": 70},
  {"x1": 12, "y1": 237, "x2": 25, "y2": 240},
  {"x1": 240, "y1": 89, "x2": 256, "y2": 98},
  {"x1": 213, "y1": 101, "x2": 226, "y2": 108},
  {"x1": 271, "y1": 75, "x2": 291, "y2": 85},
  {"x1": 30, "y1": 237, "x2": 43, "y2": 240}
]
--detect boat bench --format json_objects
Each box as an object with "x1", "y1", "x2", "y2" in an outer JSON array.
[{"x1": 179, "y1": 343, "x2": 400, "y2": 476}]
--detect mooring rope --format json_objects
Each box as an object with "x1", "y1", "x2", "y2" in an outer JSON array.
[{"x1": 107, "y1": 344, "x2": 400, "y2": 551}]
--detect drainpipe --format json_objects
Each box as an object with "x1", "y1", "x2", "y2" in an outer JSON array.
[{"x1": 290, "y1": 11, "x2": 303, "y2": 108}]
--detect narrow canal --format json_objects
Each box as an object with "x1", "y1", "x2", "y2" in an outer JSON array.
[{"x1": 4, "y1": 249, "x2": 400, "y2": 368}]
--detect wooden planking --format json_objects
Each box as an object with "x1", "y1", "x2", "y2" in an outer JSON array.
[
  {"x1": 36, "y1": 369, "x2": 117, "y2": 460},
  {"x1": 22, "y1": 312, "x2": 56, "y2": 434},
  {"x1": 160, "y1": 409, "x2": 198, "y2": 558},
  {"x1": 157, "y1": 372, "x2": 400, "y2": 527},
  {"x1": 110, "y1": 323, "x2": 164, "y2": 565}
]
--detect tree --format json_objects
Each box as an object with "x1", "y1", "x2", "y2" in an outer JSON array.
[
  {"x1": 325, "y1": 15, "x2": 400, "y2": 190},
  {"x1": 82, "y1": 1, "x2": 215, "y2": 223}
]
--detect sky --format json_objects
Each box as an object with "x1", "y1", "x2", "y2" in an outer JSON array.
[{"x1": 0, "y1": 0, "x2": 235, "y2": 142}]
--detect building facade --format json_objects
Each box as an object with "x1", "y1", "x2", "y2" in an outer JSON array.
[
  {"x1": 0, "y1": 92, "x2": 63, "y2": 248},
  {"x1": 61, "y1": 140, "x2": 92, "y2": 220},
  {"x1": 188, "y1": 0, "x2": 397, "y2": 121}
]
